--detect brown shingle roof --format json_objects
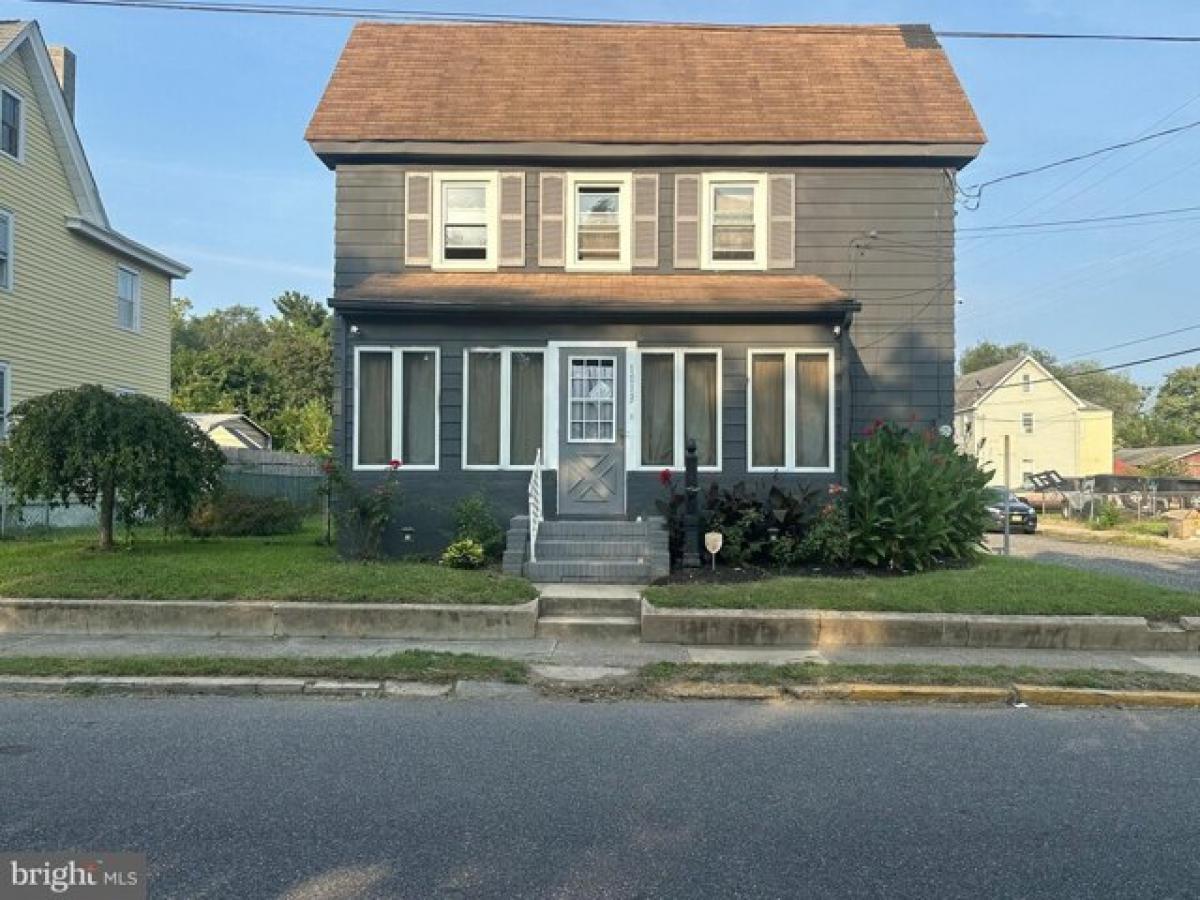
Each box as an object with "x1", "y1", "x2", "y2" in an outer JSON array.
[
  {"x1": 338, "y1": 272, "x2": 847, "y2": 311},
  {"x1": 307, "y1": 23, "x2": 984, "y2": 146}
]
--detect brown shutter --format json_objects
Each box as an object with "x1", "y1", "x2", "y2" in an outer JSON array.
[
  {"x1": 538, "y1": 172, "x2": 566, "y2": 267},
  {"x1": 767, "y1": 174, "x2": 795, "y2": 270},
  {"x1": 674, "y1": 174, "x2": 700, "y2": 269},
  {"x1": 632, "y1": 173, "x2": 659, "y2": 268},
  {"x1": 499, "y1": 172, "x2": 526, "y2": 267},
  {"x1": 404, "y1": 172, "x2": 432, "y2": 267}
]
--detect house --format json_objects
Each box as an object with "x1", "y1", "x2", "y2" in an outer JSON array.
[
  {"x1": 183, "y1": 413, "x2": 272, "y2": 450},
  {"x1": 306, "y1": 22, "x2": 985, "y2": 570},
  {"x1": 1114, "y1": 445, "x2": 1200, "y2": 478},
  {"x1": 954, "y1": 355, "x2": 1113, "y2": 487},
  {"x1": 0, "y1": 20, "x2": 187, "y2": 435}
]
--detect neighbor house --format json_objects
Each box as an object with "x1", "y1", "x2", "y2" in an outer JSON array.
[
  {"x1": 1114, "y1": 444, "x2": 1200, "y2": 478},
  {"x1": 955, "y1": 355, "x2": 1113, "y2": 487},
  {"x1": 0, "y1": 20, "x2": 187, "y2": 434},
  {"x1": 306, "y1": 22, "x2": 985, "y2": 572},
  {"x1": 182, "y1": 413, "x2": 272, "y2": 450}
]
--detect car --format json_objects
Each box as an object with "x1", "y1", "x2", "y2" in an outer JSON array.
[{"x1": 983, "y1": 488, "x2": 1038, "y2": 534}]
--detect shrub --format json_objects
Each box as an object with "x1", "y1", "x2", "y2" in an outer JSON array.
[
  {"x1": 441, "y1": 538, "x2": 486, "y2": 569},
  {"x1": 795, "y1": 493, "x2": 851, "y2": 566},
  {"x1": 845, "y1": 422, "x2": 991, "y2": 572},
  {"x1": 701, "y1": 481, "x2": 819, "y2": 568},
  {"x1": 326, "y1": 460, "x2": 402, "y2": 560},
  {"x1": 188, "y1": 491, "x2": 303, "y2": 537},
  {"x1": 1091, "y1": 500, "x2": 1123, "y2": 531},
  {"x1": 452, "y1": 493, "x2": 506, "y2": 561}
]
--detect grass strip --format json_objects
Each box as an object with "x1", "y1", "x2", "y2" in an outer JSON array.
[{"x1": 0, "y1": 651, "x2": 528, "y2": 684}]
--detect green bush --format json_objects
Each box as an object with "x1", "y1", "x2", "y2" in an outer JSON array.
[
  {"x1": 1090, "y1": 501, "x2": 1123, "y2": 531},
  {"x1": 702, "y1": 482, "x2": 821, "y2": 568},
  {"x1": 441, "y1": 538, "x2": 486, "y2": 569},
  {"x1": 188, "y1": 491, "x2": 303, "y2": 537},
  {"x1": 845, "y1": 422, "x2": 991, "y2": 572},
  {"x1": 796, "y1": 495, "x2": 851, "y2": 566},
  {"x1": 453, "y1": 493, "x2": 506, "y2": 561}
]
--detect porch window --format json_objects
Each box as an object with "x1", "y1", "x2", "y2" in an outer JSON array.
[
  {"x1": 464, "y1": 348, "x2": 545, "y2": 468},
  {"x1": 639, "y1": 350, "x2": 720, "y2": 469},
  {"x1": 432, "y1": 173, "x2": 497, "y2": 270},
  {"x1": 354, "y1": 347, "x2": 439, "y2": 469},
  {"x1": 566, "y1": 174, "x2": 632, "y2": 271},
  {"x1": 748, "y1": 349, "x2": 834, "y2": 472}
]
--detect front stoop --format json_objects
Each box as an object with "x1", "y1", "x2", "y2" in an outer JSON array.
[
  {"x1": 534, "y1": 584, "x2": 643, "y2": 640},
  {"x1": 503, "y1": 516, "x2": 669, "y2": 585}
]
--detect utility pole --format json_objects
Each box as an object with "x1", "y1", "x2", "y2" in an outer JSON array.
[{"x1": 1003, "y1": 434, "x2": 1012, "y2": 557}]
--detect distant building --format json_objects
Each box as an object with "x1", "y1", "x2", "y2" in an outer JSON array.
[
  {"x1": 954, "y1": 355, "x2": 1113, "y2": 487},
  {"x1": 1114, "y1": 445, "x2": 1200, "y2": 477},
  {"x1": 183, "y1": 413, "x2": 272, "y2": 450}
]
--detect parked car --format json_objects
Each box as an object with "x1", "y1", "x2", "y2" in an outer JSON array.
[{"x1": 983, "y1": 488, "x2": 1038, "y2": 534}]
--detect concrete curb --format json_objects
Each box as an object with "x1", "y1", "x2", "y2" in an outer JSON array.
[
  {"x1": 0, "y1": 675, "x2": 507, "y2": 699},
  {"x1": 0, "y1": 597, "x2": 539, "y2": 640},
  {"x1": 641, "y1": 599, "x2": 1200, "y2": 651}
]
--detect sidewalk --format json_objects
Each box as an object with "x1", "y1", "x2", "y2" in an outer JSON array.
[{"x1": 2, "y1": 633, "x2": 1198, "y2": 678}]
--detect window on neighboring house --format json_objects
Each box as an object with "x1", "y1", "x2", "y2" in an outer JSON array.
[
  {"x1": 639, "y1": 350, "x2": 721, "y2": 470},
  {"x1": 1022, "y1": 373, "x2": 1032, "y2": 393},
  {"x1": 354, "y1": 348, "x2": 439, "y2": 469},
  {"x1": 1021, "y1": 459, "x2": 1035, "y2": 486},
  {"x1": 433, "y1": 174, "x2": 497, "y2": 269},
  {"x1": 117, "y1": 266, "x2": 140, "y2": 331},
  {"x1": 702, "y1": 174, "x2": 766, "y2": 270},
  {"x1": 748, "y1": 349, "x2": 834, "y2": 472},
  {"x1": 1022, "y1": 413, "x2": 1034, "y2": 434},
  {"x1": 0, "y1": 88, "x2": 21, "y2": 160},
  {"x1": 464, "y1": 348, "x2": 545, "y2": 469},
  {"x1": 0, "y1": 361, "x2": 9, "y2": 440},
  {"x1": 566, "y1": 174, "x2": 631, "y2": 271},
  {"x1": 0, "y1": 209, "x2": 11, "y2": 290}
]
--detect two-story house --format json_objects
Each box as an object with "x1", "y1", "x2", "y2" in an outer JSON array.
[
  {"x1": 0, "y1": 20, "x2": 187, "y2": 434},
  {"x1": 306, "y1": 22, "x2": 985, "y2": 574}
]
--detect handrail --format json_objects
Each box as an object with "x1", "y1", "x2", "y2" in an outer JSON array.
[{"x1": 528, "y1": 447, "x2": 543, "y2": 563}]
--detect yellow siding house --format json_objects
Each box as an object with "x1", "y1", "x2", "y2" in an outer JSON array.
[
  {"x1": 955, "y1": 355, "x2": 1113, "y2": 487},
  {"x1": 0, "y1": 21, "x2": 187, "y2": 433}
]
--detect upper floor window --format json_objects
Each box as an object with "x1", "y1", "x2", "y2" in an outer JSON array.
[
  {"x1": 117, "y1": 266, "x2": 141, "y2": 332},
  {"x1": 701, "y1": 174, "x2": 767, "y2": 270},
  {"x1": 0, "y1": 87, "x2": 22, "y2": 161},
  {"x1": 1022, "y1": 373, "x2": 1032, "y2": 393},
  {"x1": 0, "y1": 361, "x2": 9, "y2": 440},
  {"x1": 1022, "y1": 413, "x2": 1034, "y2": 435},
  {"x1": 748, "y1": 349, "x2": 834, "y2": 473},
  {"x1": 566, "y1": 173, "x2": 631, "y2": 271},
  {"x1": 354, "y1": 347, "x2": 439, "y2": 470},
  {"x1": 432, "y1": 173, "x2": 497, "y2": 270},
  {"x1": 0, "y1": 209, "x2": 12, "y2": 291}
]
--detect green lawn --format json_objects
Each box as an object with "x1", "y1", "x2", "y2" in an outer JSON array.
[
  {"x1": 0, "y1": 522, "x2": 535, "y2": 604},
  {"x1": 645, "y1": 555, "x2": 1200, "y2": 618},
  {"x1": 0, "y1": 651, "x2": 527, "y2": 683}
]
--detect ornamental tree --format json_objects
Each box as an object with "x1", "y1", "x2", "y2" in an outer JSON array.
[{"x1": 0, "y1": 385, "x2": 225, "y2": 549}]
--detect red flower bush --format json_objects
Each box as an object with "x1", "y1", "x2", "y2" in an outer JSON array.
[
  {"x1": 389, "y1": 459, "x2": 403, "y2": 470},
  {"x1": 659, "y1": 468, "x2": 673, "y2": 486}
]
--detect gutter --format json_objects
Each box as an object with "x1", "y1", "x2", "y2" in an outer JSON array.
[{"x1": 65, "y1": 217, "x2": 190, "y2": 278}]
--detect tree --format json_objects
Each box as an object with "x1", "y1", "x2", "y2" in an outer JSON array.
[
  {"x1": 959, "y1": 341, "x2": 1056, "y2": 375},
  {"x1": 0, "y1": 386, "x2": 225, "y2": 549},
  {"x1": 1150, "y1": 365, "x2": 1200, "y2": 443}
]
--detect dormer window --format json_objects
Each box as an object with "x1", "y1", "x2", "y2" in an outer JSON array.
[
  {"x1": 1, "y1": 87, "x2": 22, "y2": 161},
  {"x1": 432, "y1": 173, "x2": 497, "y2": 270}
]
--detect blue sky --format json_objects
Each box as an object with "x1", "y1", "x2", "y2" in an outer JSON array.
[{"x1": 14, "y1": 0, "x2": 1200, "y2": 385}]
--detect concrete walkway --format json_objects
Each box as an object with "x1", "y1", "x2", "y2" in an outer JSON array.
[{"x1": 2, "y1": 633, "x2": 1199, "y2": 678}]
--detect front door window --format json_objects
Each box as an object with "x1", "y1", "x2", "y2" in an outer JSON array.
[{"x1": 568, "y1": 357, "x2": 616, "y2": 442}]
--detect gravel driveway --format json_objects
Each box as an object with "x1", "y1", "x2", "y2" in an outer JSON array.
[{"x1": 987, "y1": 532, "x2": 1200, "y2": 593}]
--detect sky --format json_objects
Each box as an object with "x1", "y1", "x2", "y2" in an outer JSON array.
[{"x1": 10, "y1": 0, "x2": 1200, "y2": 387}]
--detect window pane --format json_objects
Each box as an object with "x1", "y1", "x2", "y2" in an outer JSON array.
[
  {"x1": 576, "y1": 187, "x2": 621, "y2": 261},
  {"x1": 444, "y1": 225, "x2": 487, "y2": 260},
  {"x1": 751, "y1": 354, "x2": 785, "y2": 467},
  {"x1": 467, "y1": 352, "x2": 501, "y2": 465},
  {"x1": 685, "y1": 354, "x2": 718, "y2": 467},
  {"x1": 795, "y1": 355, "x2": 830, "y2": 468},
  {"x1": 0, "y1": 213, "x2": 8, "y2": 289},
  {"x1": 358, "y1": 352, "x2": 392, "y2": 466},
  {"x1": 568, "y1": 358, "x2": 615, "y2": 441},
  {"x1": 509, "y1": 352, "x2": 544, "y2": 466},
  {"x1": 403, "y1": 351, "x2": 437, "y2": 466},
  {"x1": 442, "y1": 182, "x2": 487, "y2": 261},
  {"x1": 1, "y1": 92, "x2": 18, "y2": 157},
  {"x1": 445, "y1": 184, "x2": 486, "y2": 218},
  {"x1": 712, "y1": 184, "x2": 755, "y2": 261},
  {"x1": 641, "y1": 353, "x2": 674, "y2": 467}
]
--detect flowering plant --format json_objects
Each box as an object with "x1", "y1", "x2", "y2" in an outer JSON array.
[{"x1": 320, "y1": 459, "x2": 403, "y2": 560}]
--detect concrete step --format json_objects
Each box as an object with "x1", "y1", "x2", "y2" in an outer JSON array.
[
  {"x1": 539, "y1": 593, "x2": 642, "y2": 617},
  {"x1": 538, "y1": 521, "x2": 655, "y2": 540},
  {"x1": 536, "y1": 539, "x2": 649, "y2": 560},
  {"x1": 525, "y1": 560, "x2": 652, "y2": 584},
  {"x1": 535, "y1": 615, "x2": 642, "y2": 640}
]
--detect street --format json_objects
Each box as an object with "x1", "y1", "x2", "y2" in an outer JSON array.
[{"x1": 3, "y1": 696, "x2": 1200, "y2": 899}]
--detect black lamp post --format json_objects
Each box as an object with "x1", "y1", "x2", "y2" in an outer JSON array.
[{"x1": 683, "y1": 437, "x2": 701, "y2": 568}]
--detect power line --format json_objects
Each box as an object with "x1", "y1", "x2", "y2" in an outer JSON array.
[
  {"x1": 971, "y1": 346, "x2": 1200, "y2": 394},
  {"x1": 1058, "y1": 323, "x2": 1200, "y2": 364},
  {"x1": 958, "y1": 204, "x2": 1200, "y2": 232}
]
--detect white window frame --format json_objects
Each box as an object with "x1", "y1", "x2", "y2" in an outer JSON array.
[
  {"x1": 746, "y1": 348, "x2": 836, "y2": 474},
  {"x1": 0, "y1": 85, "x2": 24, "y2": 163},
  {"x1": 701, "y1": 172, "x2": 768, "y2": 271},
  {"x1": 352, "y1": 345, "x2": 441, "y2": 472},
  {"x1": 633, "y1": 348, "x2": 723, "y2": 472},
  {"x1": 0, "y1": 208, "x2": 12, "y2": 292},
  {"x1": 1022, "y1": 412, "x2": 1034, "y2": 435},
  {"x1": 565, "y1": 355, "x2": 619, "y2": 444},
  {"x1": 461, "y1": 347, "x2": 548, "y2": 471},
  {"x1": 431, "y1": 171, "x2": 499, "y2": 271},
  {"x1": 565, "y1": 172, "x2": 633, "y2": 272},
  {"x1": 0, "y1": 361, "x2": 10, "y2": 440},
  {"x1": 116, "y1": 265, "x2": 141, "y2": 333}
]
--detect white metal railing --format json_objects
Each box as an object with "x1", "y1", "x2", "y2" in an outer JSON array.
[{"x1": 528, "y1": 447, "x2": 544, "y2": 563}]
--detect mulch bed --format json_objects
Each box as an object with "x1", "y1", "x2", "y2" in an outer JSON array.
[{"x1": 655, "y1": 558, "x2": 975, "y2": 586}]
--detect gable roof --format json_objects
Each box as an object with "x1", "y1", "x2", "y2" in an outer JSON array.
[
  {"x1": 183, "y1": 413, "x2": 272, "y2": 449},
  {"x1": 954, "y1": 354, "x2": 1105, "y2": 413},
  {"x1": 0, "y1": 21, "x2": 187, "y2": 277},
  {"x1": 1115, "y1": 445, "x2": 1200, "y2": 466},
  {"x1": 306, "y1": 23, "x2": 985, "y2": 150}
]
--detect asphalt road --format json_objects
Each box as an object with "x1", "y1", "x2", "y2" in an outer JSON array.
[
  {"x1": 987, "y1": 531, "x2": 1200, "y2": 592},
  {"x1": 3, "y1": 696, "x2": 1200, "y2": 899}
]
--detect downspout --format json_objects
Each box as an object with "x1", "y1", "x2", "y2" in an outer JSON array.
[{"x1": 838, "y1": 312, "x2": 852, "y2": 479}]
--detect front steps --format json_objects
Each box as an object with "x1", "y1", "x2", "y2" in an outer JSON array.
[
  {"x1": 503, "y1": 517, "x2": 670, "y2": 585},
  {"x1": 535, "y1": 584, "x2": 642, "y2": 640}
]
